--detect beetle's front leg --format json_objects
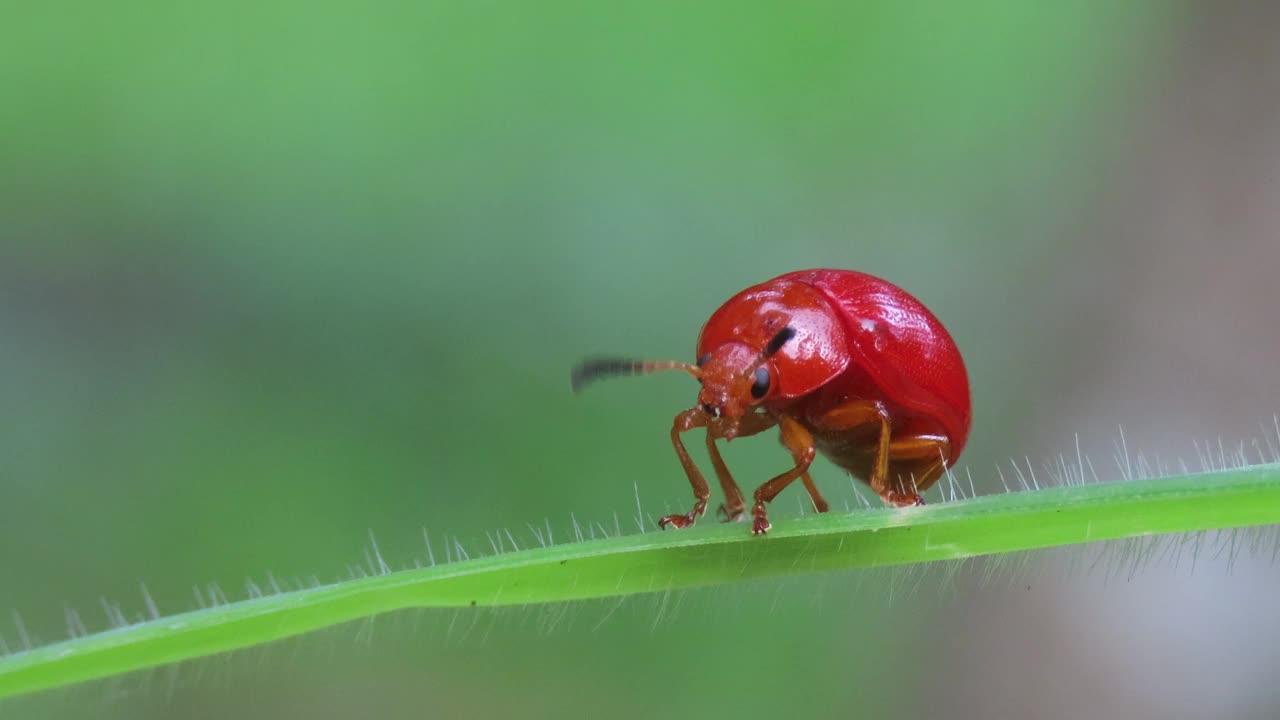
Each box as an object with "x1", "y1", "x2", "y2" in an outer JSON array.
[
  {"x1": 659, "y1": 408, "x2": 710, "y2": 530},
  {"x1": 707, "y1": 411, "x2": 779, "y2": 522}
]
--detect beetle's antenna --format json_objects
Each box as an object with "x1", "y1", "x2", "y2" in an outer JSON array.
[{"x1": 570, "y1": 357, "x2": 700, "y2": 393}]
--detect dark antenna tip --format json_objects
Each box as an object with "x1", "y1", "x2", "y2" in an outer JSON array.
[
  {"x1": 570, "y1": 357, "x2": 642, "y2": 394},
  {"x1": 570, "y1": 357, "x2": 699, "y2": 393}
]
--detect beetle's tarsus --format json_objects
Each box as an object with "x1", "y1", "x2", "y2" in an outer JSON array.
[
  {"x1": 716, "y1": 503, "x2": 746, "y2": 523},
  {"x1": 658, "y1": 500, "x2": 707, "y2": 530},
  {"x1": 750, "y1": 501, "x2": 772, "y2": 534},
  {"x1": 658, "y1": 514, "x2": 693, "y2": 530},
  {"x1": 882, "y1": 490, "x2": 926, "y2": 507}
]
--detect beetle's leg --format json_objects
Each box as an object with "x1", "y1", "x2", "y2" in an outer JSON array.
[
  {"x1": 748, "y1": 416, "x2": 817, "y2": 534},
  {"x1": 883, "y1": 434, "x2": 952, "y2": 504},
  {"x1": 707, "y1": 435, "x2": 745, "y2": 522},
  {"x1": 708, "y1": 412, "x2": 779, "y2": 522},
  {"x1": 811, "y1": 401, "x2": 909, "y2": 505},
  {"x1": 800, "y1": 471, "x2": 830, "y2": 513},
  {"x1": 775, "y1": 420, "x2": 829, "y2": 513},
  {"x1": 659, "y1": 408, "x2": 711, "y2": 530}
]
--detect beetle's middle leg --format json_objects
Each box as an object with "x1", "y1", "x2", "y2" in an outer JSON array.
[
  {"x1": 748, "y1": 416, "x2": 817, "y2": 534},
  {"x1": 799, "y1": 470, "x2": 830, "y2": 513},
  {"x1": 813, "y1": 401, "x2": 952, "y2": 507},
  {"x1": 812, "y1": 399, "x2": 895, "y2": 498}
]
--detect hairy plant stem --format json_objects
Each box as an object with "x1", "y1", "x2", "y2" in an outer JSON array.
[{"x1": 2, "y1": 465, "x2": 1279, "y2": 701}]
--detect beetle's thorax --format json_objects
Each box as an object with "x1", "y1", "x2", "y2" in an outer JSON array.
[
  {"x1": 696, "y1": 279, "x2": 850, "y2": 402},
  {"x1": 696, "y1": 342, "x2": 760, "y2": 426}
]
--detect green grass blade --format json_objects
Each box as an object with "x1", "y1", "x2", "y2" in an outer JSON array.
[{"x1": 3, "y1": 465, "x2": 1279, "y2": 700}]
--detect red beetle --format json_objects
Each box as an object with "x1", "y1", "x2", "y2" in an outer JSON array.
[{"x1": 572, "y1": 269, "x2": 971, "y2": 534}]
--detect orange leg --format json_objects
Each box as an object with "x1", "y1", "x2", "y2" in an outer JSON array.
[
  {"x1": 707, "y1": 412, "x2": 778, "y2": 522},
  {"x1": 884, "y1": 435, "x2": 952, "y2": 502},
  {"x1": 660, "y1": 410, "x2": 777, "y2": 530},
  {"x1": 749, "y1": 416, "x2": 817, "y2": 534},
  {"x1": 658, "y1": 408, "x2": 710, "y2": 529},
  {"x1": 812, "y1": 402, "x2": 951, "y2": 507},
  {"x1": 812, "y1": 400, "x2": 893, "y2": 495},
  {"x1": 800, "y1": 471, "x2": 830, "y2": 513}
]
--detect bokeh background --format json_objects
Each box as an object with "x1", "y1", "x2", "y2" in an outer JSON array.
[{"x1": 4, "y1": 1, "x2": 1280, "y2": 718}]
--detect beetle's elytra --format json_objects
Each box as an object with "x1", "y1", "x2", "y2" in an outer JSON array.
[{"x1": 572, "y1": 268, "x2": 971, "y2": 535}]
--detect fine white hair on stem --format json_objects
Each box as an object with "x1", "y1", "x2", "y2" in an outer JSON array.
[
  {"x1": 64, "y1": 606, "x2": 88, "y2": 639},
  {"x1": 422, "y1": 528, "x2": 437, "y2": 567},
  {"x1": 633, "y1": 481, "x2": 646, "y2": 533},
  {"x1": 10, "y1": 612, "x2": 32, "y2": 651},
  {"x1": 367, "y1": 530, "x2": 391, "y2": 575},
  {"x1": 526, "y1": 523, "x2": 546, "y2": 548},
  {"x1": 1117, "y1": 424, "x2": 1133, "y2": 481},
  {"x1": 140, "y1": 583, "x2": 160, "y2": 621}
]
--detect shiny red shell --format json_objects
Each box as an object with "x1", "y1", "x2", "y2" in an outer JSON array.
[{"x1": 696, "y1": 269, "x2": 972, "y2": 460}]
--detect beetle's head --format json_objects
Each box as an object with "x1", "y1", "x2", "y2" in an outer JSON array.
[
  {"x1": 693, "y1": 327, "x2": 794, "y2": 433},
  {"x1": 570, "y1": 327, "x2": 794, "y2": 439}
]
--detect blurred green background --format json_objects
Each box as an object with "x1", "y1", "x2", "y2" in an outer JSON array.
[{"x1": 6, "y1": 1, "x2": 1280, "y2": 718}]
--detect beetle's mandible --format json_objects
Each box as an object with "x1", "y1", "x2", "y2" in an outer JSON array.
[{"x1": 571, "y1": 269, "x2": 971, "y2": 535}]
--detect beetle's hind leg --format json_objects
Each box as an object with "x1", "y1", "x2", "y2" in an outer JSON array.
[{"x1": 879, "y1": 434, "x2": 952, "y2": 506}]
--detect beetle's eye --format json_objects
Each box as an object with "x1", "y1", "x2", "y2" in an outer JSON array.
[
  {"x1": 696, "y1": 353, "x2": 711, "y2": 368},
  {"x1": 751, "y1": 367, "x2": 770, "y2": 399}
]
